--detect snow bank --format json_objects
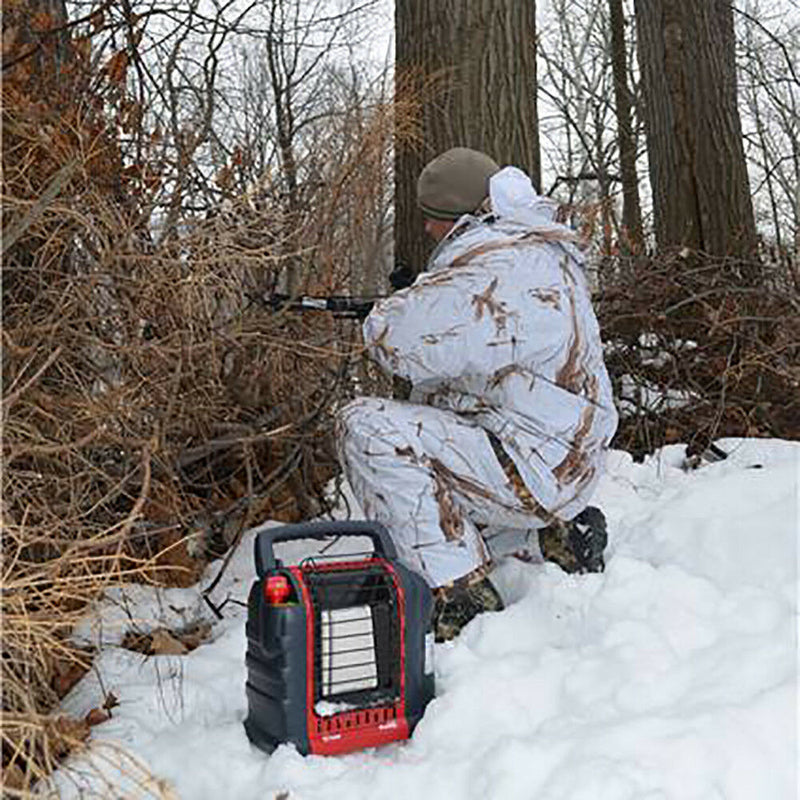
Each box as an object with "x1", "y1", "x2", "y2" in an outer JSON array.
[{"x1": 54, "y1": 439, "x2": 798, "y2": 799}]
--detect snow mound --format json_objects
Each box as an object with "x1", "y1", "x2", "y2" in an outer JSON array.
[{"x1": 54, "y1": 439, "x2": 798, "y2": 799}]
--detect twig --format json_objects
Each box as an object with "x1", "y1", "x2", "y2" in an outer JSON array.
[
  {"x1": 2, "y1": 346, "x2": 63, "y2": 416},
  {"x1": 201, "y1": 444, "x2": 303, "y2": 614},
  {"x1": 176, "y1": 422, "x2": 294, "y2": 468},
  {"x1": 2, "y1": 161, "x2": 79, "y2": 255},
  {"x1": 62, "y1": 444, "x2": 153, "y2": 551},
  {"x1": 7, "y1": 426, "x2": 106, "y2": 462}
]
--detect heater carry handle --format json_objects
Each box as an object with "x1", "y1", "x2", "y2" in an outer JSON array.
[{"x1": 253, "y1": 520, "x2": 399, "y2": 576}]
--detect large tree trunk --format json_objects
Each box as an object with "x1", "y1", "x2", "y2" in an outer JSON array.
[
  {"x1": 395, "y1": 0, "x2": 541, "y2": 273},
  {"x1": 634, "y1": 0, "x2": 758, "y2": 260},
  {"x1": 608, "y1": 0, "x2": 644, "y2": 254},
  {"x1": 3, "y1": 0, "x2": 71, "y2": 99}
]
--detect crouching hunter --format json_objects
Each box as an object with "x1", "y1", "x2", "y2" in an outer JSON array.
[{"x1": 336, "y1": 148, "x2": 618, "y2": 641}]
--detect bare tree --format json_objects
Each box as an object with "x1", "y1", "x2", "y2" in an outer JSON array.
[
  {"x1": 736, "y1": 0, "x2": 799, "y2": 258},
  {"x1": 538, "y1": 0, "x2": 621, "y2": 255},
  {"x1": 608, "y1": 0, "x2": 643, "y2": 252},
  {"x1": 394, "y1": 0, "x2": 541, "y2": 272},
  {"x1": 634, "y1": 0, "x2": 758, "y2": 261},
  {"x1": 219, "y1": 1, "x2": 392, "y2": 297}
]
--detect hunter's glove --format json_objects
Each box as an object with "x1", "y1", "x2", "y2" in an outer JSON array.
[{"x1": 389, "y1": 260, "x2": 415, "y2": 291}]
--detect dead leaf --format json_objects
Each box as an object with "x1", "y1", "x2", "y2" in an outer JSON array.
[
  {"x1": 3, "y1": 762, "x2": 25, "y2": 790},
  {"x1": 121, "y1": 630, "x2": 152, "y2": 654},
  {"x1": 2, "y1": 24, "x2": 20, "y2": 57},
  {"x1": 31, "y1": 12, "x2": 53, "y2": 32},
  {"x1": 215, "y1": 165, "x2": 233, "y2": 189},
  {"x1": 48, "y1": 716, "x2": 91, "y2": 758},
  {"x1": 106, "y1": 51, "x2": 128, "y2": 85},
  {"x1": 150, "y1": 629, "x2": 188, "y2": 655},
  {"x1": 85, "y1": 707, "x2": 111, "y2": 726},
  {"x1": 74, "y1": 35, "x2": 91, "y2": 61},
  {"x1": 51, "y1": 660, "x2": 90, "y2": 699},
  {"x1": 180, "y1": 621, "x2": 213, "y2": 651}
]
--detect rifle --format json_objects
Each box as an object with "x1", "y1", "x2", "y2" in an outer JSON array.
[
  {"x1": 251, "y1": 261, "x2": 416, "y2": 321},
  {"x1": 255, "y1": 292, "x2": 380, "y2": 320}
]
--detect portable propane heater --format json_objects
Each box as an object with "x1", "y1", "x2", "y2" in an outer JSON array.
[{"x1": 244, "y1": 520, "x2": 435, "y2": 756}]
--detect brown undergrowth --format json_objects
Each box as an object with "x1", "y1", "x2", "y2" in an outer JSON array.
[
  {"x1": 1, "y1": 6, "x2": 398, "y2": 792},
  {"x1": 596, "y1": 248, "x2": 800, "y2": 459}
]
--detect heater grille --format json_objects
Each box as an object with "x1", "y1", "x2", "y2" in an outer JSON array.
[
  {"x1": 320, "y1": 605, "x2": 378, "y2": 696},
  {"x1": 305, "y1": 562, "x2": 402, "y2": 709}
]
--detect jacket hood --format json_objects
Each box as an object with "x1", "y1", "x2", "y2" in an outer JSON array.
[{"x1": 489, "y1": 166, "x2": 558, "y2": 227}]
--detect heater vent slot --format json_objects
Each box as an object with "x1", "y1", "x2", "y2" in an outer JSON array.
[{"x1": 306, "y1": 563, "x2": 402, "y2": 710}]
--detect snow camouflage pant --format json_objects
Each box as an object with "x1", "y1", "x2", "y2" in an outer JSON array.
[{"x1": 337, "y1": 397, "x2": 554, "y2": 587}]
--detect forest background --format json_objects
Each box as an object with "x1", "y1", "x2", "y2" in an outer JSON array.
[{"x1": 2, "y1": 0, "x2": 798, "y2": 793}]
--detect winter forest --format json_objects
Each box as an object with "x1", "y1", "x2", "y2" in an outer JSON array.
[{"x1": 2, "y1": 0, "x2": 798, "y2": 797}]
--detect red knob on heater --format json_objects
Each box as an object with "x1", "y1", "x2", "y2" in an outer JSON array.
[{"x1": 265, "y1": 575, "x2": 291, "y2": 604}]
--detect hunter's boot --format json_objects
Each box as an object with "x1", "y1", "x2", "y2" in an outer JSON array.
[
  {"x1": 538, "y1": 506, "x2": 608, "y2": 574},
  {"x1": 432, "y1": 567, "x2": 504, "y2": 642}
]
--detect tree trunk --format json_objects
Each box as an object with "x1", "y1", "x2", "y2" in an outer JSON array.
[
  {"x1": 395, "y1": 0, "x2": 541, "y2": 273},
  {"x1": 3, "y1": 0, "x2": 71, "y2": 95},
  {"x1": 634, "y1": 0, "x2": 758, "y2": 261},
  {"x1": 608, "y1": 0, "x2": 644, "y2": 254}
]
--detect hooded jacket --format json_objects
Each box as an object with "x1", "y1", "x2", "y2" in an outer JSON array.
[{"x1": 363, "y1": 167, "x2": 618, "y2": 521}]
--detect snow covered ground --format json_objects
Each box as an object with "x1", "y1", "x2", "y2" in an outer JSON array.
[{"x1": 53, "y1": 438, "x2": 798, "y2": 800}]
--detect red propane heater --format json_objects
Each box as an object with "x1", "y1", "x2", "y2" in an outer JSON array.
[{"x1": 244, "y1": 520, "x2": 435, "y2": 756}]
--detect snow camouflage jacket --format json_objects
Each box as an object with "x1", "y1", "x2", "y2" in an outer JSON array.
[{"x1": 363, "y1": 167, "x2": 618, "y2": 521}]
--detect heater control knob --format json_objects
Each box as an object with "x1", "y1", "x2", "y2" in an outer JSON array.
[{"x1": 264, "y1": 574, "x2": 291, "y2": 605}]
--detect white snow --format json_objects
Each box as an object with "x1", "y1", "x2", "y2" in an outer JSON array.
[
  {"x1": 52, "y1": 438, "x2": 798, "y2": 799},
  {"x1": 617, "y1": 374, "x2": 696, "y2": 416}
]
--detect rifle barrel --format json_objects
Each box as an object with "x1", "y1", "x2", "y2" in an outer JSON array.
[{"x1": 258, "y1": 293, "x2": 380, "y2": 320}]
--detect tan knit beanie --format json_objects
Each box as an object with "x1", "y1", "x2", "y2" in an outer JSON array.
[{"x1": 417, "y1": 147, "x2": 500, "y2": 220}]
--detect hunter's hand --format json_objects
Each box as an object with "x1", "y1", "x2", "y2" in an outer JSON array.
[{"x1": 389, "y1": 260, "x2": 415, "y2": 291}]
